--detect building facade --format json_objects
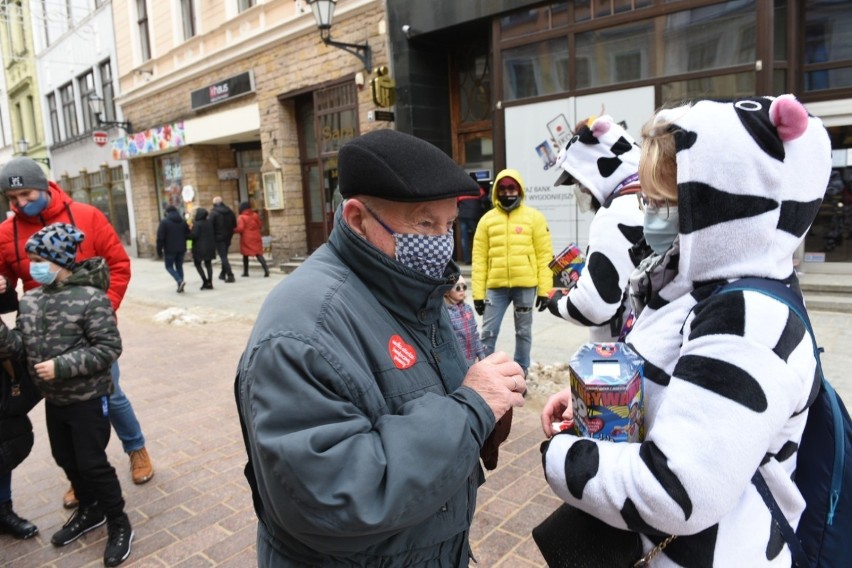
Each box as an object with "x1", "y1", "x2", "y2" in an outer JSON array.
[
  {"x1": 386, "y1": 0, "x2": 852, "y2": 272},
  {"x1": 111, "y1": 0, "x2": 388, "y2": 260},
  {"x1": 0, "y1": 0, "x2": 50, "y2": 187}
]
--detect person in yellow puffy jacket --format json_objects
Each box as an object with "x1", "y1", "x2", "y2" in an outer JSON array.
[{"x1": 472, "y1": 168, "x2": 553, "y2": 376}]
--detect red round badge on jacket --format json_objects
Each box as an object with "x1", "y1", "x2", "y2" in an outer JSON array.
[
  {"x1": 515, "y1": 226, "x2": 523, "y2": 234},
  {"x1": 388, "y1": 335, "x2": 417, "y2": 369}
]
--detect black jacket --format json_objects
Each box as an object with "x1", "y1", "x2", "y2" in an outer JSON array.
[
  {"x1": 210, "y1": 203, "x2": 237, "y2": 243},
  {"x1": 191, "y1": 208, "x2": 216, "y2": 261},
  {"x1": 156, "y1": 209, "x2": 190, "y2": 256}
]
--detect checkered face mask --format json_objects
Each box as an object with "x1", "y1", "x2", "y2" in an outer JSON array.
[{"x1": 364, "y1": 204, "x2": 454, "y2": 280}]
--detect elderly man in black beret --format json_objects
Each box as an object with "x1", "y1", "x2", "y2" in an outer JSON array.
[{"x1": 236, "y1": 129, "x2": 526, "y2": 567}]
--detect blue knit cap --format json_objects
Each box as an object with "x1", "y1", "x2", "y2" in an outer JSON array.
[{"x1": 25, "y1": 223, "x2": 85, "y2": 269}]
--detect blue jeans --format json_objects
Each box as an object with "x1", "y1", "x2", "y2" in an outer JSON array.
[
  {"x1": 480, "y1": 287, "x2": 536, "y2": 373},
  {"x1": 110, "y1": 361, "x2": 145, "y2": 453},
  {"x1": 458, "y1": 217, "x2": 478, "y2": 264},
  {"x1": 164, "y1": 252, "x2": 185, "y2": 284}
]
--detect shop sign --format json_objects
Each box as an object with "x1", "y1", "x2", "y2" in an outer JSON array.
[
  {"x1": 191, "y1": 71, "x2": 255, "y2": 111},
  {"x1": 92, "y1": 130, "x2": 109, "y2": 147},
  {"x1": 371, "y1": 66, "x2": 396, "y2": 108},
  {"x1": 218, "y1": 168, "x2": 239, "y2": 181}
]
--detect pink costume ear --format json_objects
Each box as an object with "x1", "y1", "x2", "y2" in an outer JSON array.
[
  {"x1": 591, "y1": 117, "x2": 612, "y2": 138},
  {"x1": 770, "y1": 94, "x2": 809, "y2": 142}
]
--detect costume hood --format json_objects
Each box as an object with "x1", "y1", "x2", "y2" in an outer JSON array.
[
  {"x1": 662, "y1": 95, "x2": 831, "y2": 282},
  {"x1": 492, "y1": 169, "x2": 525, "y2": 212},
  {"x1": 553, "y1": 115, "x2": 641, "y2": 206}
]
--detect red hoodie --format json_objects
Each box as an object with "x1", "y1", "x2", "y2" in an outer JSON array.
[{"x1": 0, "y1": 181, "x2": 130, "y2": 312}]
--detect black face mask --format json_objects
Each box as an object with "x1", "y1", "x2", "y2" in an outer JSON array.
[{"x1": 498, "y1": 195, "x2": 519, "y2": 208}]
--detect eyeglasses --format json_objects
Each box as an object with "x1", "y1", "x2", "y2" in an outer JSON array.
[
  {"x1": 637, "y1": 192, "x2": 671, "y2": 219},
  {"x1": 453, "y1": 284, "x2": 467, "y2": 292}
]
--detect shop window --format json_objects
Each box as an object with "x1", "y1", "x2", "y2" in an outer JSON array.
[
  {"x1": 575, "y1": 21, "x2": 651, "y2": 89},
  {"x1": 502, "y1": 39, "x2": 569, "y2": 101},
  {"x1": 661, "y1": 71, "x2": 755, "y2": 102},
  {"x1": 803, "y1": 0, "x2": 852, "y2": 92},
  {"x1": 154, "y1": 154, "x2": 184, "y2": 217},
  {"x1": 661, "y1": 1, "x2": 754, "y2": 77},
  {"x1": 457, "y1": 45, "x2": 492, "y2": 125}
]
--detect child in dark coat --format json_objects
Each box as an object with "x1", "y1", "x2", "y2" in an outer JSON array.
[
  {"x1": 0, "y1": 223, "x2": 132, "y2": 566},
  {"x1": 443, "y1": 275, "x2": 484, "y2": 367}
]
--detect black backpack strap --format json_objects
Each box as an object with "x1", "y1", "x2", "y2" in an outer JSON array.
[
  {"x1": 716, "y1": 278, "x2": 816, "y2": 567},
  {"x1": 752, "y1": 472, "x2": 811, "y2": 567}
]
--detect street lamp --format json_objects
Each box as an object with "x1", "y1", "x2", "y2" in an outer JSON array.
[
  {"x1": 305, "y1": 0, "x2": 371, "y2": 71},
  {"x1": 87, "y1": 93, "x2": 132, "y2": 132},
  {"x1": 16, "y1": 139, "x2": 50, "y2": 168}
]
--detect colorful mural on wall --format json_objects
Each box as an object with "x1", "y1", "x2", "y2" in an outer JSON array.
[{"x1": 112, "y1": 121, "x2": 185, "y2": 160}]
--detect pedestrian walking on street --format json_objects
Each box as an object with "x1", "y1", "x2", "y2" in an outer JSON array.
[
  {"x1": 190, "y1": 208, "x2": 216, "y2": 290},
  {"x1": 235, "y1": 202, "x2": 269, "y2": 277},
  {"x1": 472, "y1": 168, "x2": 553, "y2": 376},
  {"x1": 0, "y1": 223, "x2": 133, "y2": 566},
  {"x1": 210, "y1": 196, "x2": 237, "y2": 283},
  {"x1": 0, "y1": 157, "x2": 153, "y2": 515},
  {"x1": 236, "y1": 129, "x2": 527, "y2": 566},
  {"x1": 540, "y1": 95, "x2": 832, "y2": 567},
  {"x1": 156, "y1": 205, "x2": 190, "y2": 293}
]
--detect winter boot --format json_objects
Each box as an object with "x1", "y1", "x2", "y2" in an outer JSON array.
[
  {"x1": 259, "y1": 256, "x2": 270, "y2": 277},
  {"x1": 0, "y1": 500, "x2": 38, "y2": 539},
  {"x1": 129, "y1": 448, "x2": 154, "y2": 484},
  {"x1": 225, "y1": 273, "x2": 236, "y2": 283},
  {"x1": 103, "y1": 513, "x2": 134, "y2": 567},
  {"x1": 51, "y1": 502, "x2": 105, "y2": 546}
]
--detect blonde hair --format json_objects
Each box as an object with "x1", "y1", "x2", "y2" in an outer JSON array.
[{"x1": 639, "y1": 115, "x2": 679, "y2": 203}]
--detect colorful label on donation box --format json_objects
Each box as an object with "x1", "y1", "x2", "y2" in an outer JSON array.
[
  {"x1": 549, "y1": 243, "x2": 585, "y2": 288},
  {"x1": 569, "y1": 342, "x2": 644, "y2": 443}
]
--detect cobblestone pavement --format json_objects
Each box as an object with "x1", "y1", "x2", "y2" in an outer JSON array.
[{"x1": 1, "y1": 257, "x2": 849, "y2": 567}]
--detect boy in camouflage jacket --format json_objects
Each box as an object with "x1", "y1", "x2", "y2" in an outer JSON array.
[{"x1": 0, "y1": 223, "x2": 133, "y2": 567}]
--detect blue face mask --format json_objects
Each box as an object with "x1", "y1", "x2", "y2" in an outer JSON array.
[
  {"x1": 19, "y1": 191, "x2": 49, "y2": 217},
  {"x1": 30, "y1": 261, "x2": 58, "y2": 285},
  {"x1": 363, "y1": 205, "x2": 455, "y2": 280},
  {"x1": 644, "y1": 209, "x2": 680, "y2": 254}
]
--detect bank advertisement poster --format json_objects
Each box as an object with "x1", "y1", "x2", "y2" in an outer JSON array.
[{"x1": 504, "y1": 87, "x2": 655, "y2": 253}]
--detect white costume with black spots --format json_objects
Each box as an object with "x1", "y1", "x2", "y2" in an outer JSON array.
[
  {"x1": 542, "y1": 96, "x2": 831, "y2": 566},
  {"x1": 551, "y1": 116, "x2": 647, "y2": 341}
]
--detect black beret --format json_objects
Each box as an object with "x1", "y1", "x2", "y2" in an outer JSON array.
[{"x1": 338, "y1": 130, "x2": 480, "y2": 202}]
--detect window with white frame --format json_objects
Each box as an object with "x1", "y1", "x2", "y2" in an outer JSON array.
[
  {"x1": 47, "y1": 93, "x2": 60, "y2": 143},
  {"x1": 5, "y1": 1, "x2": 26, "y2": 55},
  {"x1": 181, "y1": 0, "x2": 196, "y2": 40},
  {"x1": 238, "y1": 0, "x2": 256, "y2": 13},
  {"x1": 136, "y1": 0, "x2": 151, "y2": 61},
  {"x1": 78, "y1": 71, "x2": 96, "y2": 132},
  {"x1": 99, "y1": 60, "x2": 115, "y2": 123},
  {"x1": 60, "y1": 83, "x2": 79, "y2": 138}
]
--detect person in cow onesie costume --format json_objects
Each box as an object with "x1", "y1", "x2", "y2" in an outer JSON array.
[
  {"x1": 547, "y1": 115, "x2": 649, "y2": 341},
  {"x1": 540, "y1": 95, "x2": 830, "y2": 567}
]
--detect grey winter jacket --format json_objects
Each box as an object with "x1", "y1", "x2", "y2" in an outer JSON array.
[
  {"x1": 0, "y1": 257, "x2": 121, "y2": 406},
  {"x1": 236, "y1": 209, "x2": 495, "y2": 566}
]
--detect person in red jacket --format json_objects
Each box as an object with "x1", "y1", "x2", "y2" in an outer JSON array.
[
  {"x1": 0, "y1": 158, "x2": 153, "y2": 531},
  {"x1": 234, "y1": 202, "x2": 270, "y2": 277}
]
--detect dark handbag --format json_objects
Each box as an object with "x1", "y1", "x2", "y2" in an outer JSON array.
[
  {"x1": 532, "y1": 504, "x2": 677, "y2": 568},
  {"x1": 532, "y1": 504, "x2": 644, "y2": 568},
  {"x1": 0, "y1": 358, "x2": 42, "y2": 418}
]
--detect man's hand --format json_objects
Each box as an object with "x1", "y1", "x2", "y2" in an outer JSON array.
[
  {"x1": 535, "y1": 296, "x2": 548, "y2": 312},
  {"x1": 462, "y1": 352, "x2": 526, "y2": 422},
  {"x1": 540, "y1": 387, "x2": 574, "y2": 438},
  {"x1": 0, "y1": 276, "x2": 7, "y2": 295},
  {"x1": 34, "y1": 359, "x2": 56, "y2": 380},
  {"x1": 474, "y1": 299, "x2": 485, "y2": 316}
]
